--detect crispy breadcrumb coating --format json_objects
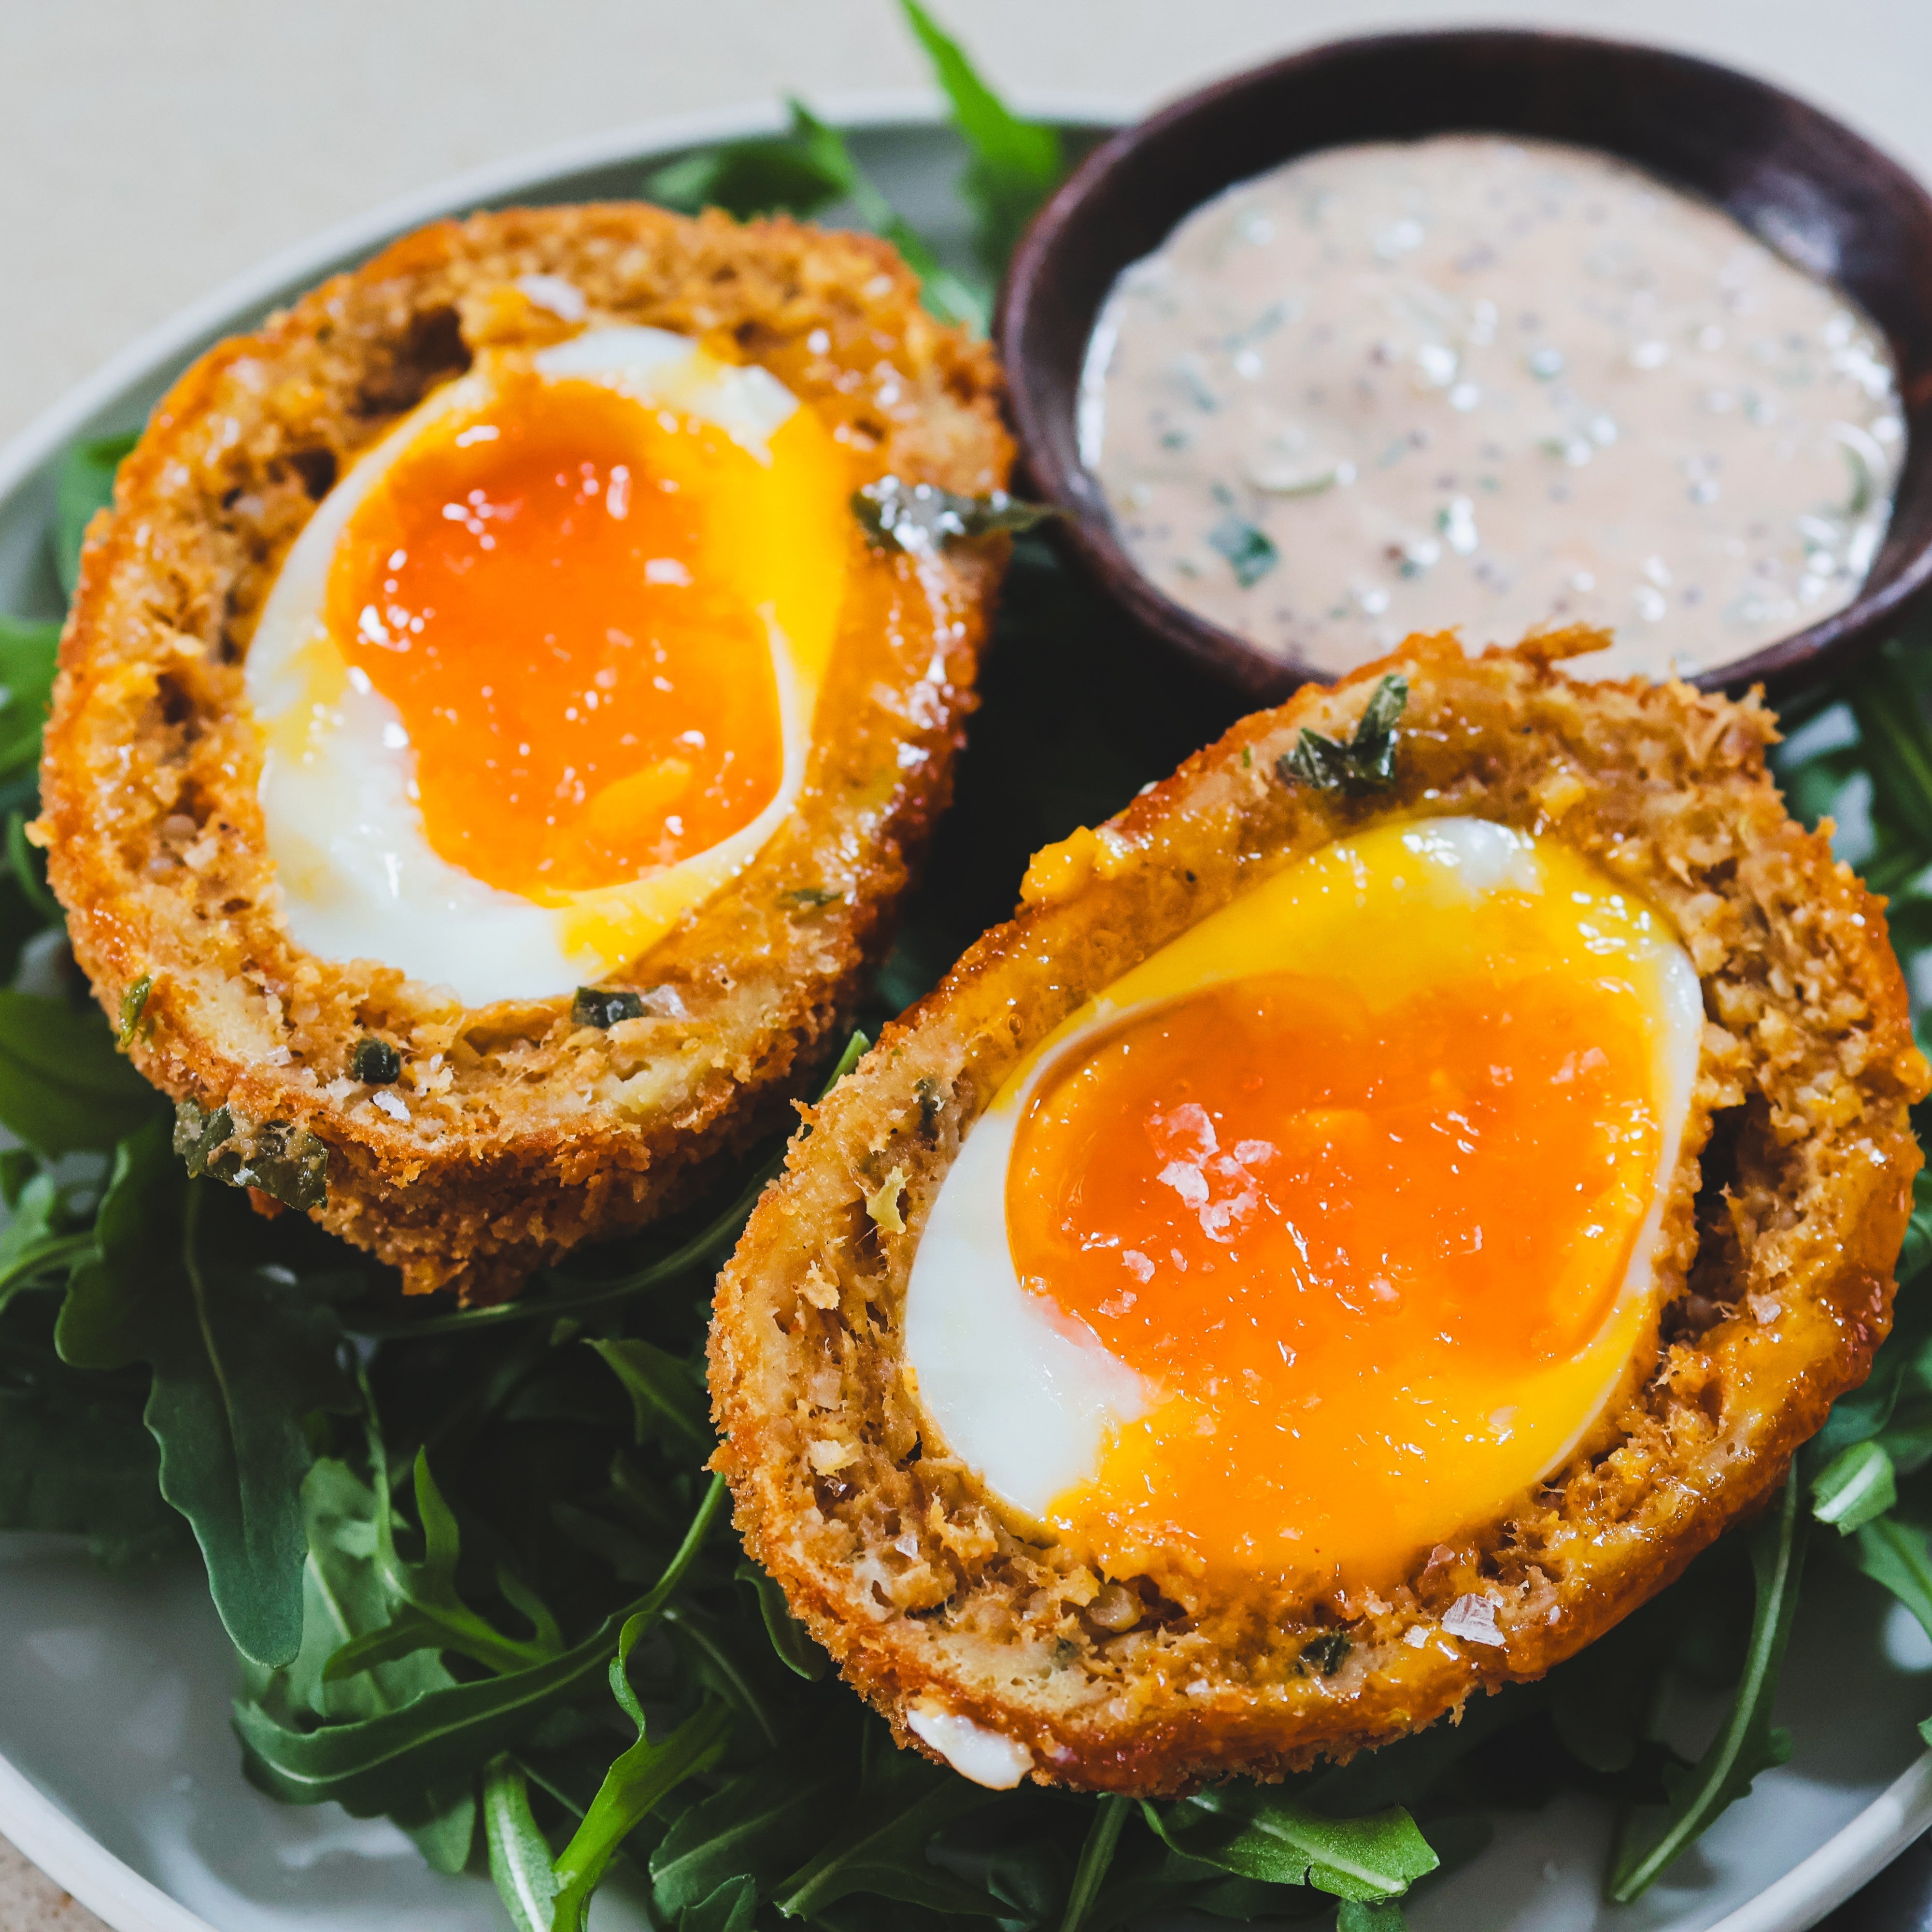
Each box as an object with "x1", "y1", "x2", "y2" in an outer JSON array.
[
  {"x1": 38, "y1": 204, "x2": 1011, "y2": 1300},
  {"x1": 711, "y1": 635, "x2": 1928, "y2": 1794}
]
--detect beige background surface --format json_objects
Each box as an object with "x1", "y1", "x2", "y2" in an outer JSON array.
[{"x1": 3, "y1": 0, "x2": 1932, "y2": 1925}]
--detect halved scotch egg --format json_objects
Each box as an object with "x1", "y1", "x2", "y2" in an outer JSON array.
[
  {"x1": 39, "y1": 206, "x2": 1009, "y2": 1298},
  {"x1": 711, "y1": 635, "x2": 1928, "y2": 1793}
]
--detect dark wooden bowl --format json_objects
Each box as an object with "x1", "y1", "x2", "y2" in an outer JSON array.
[{"x1": 997, "y1": 28, "x2": 1932, "y2": 703}]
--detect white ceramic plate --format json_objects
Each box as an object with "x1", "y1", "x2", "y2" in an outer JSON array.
[{"x1": 2, "y1": 94, "x2": 1931, "y2": 1932}]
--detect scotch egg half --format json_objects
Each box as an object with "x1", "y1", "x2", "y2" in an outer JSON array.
[
  {"x1": 245, "y1": 322, "x2": 849, "y2": 1007},
  {"x1": 905, "y1": 814, "x2": 1703, "y2": 1589}
]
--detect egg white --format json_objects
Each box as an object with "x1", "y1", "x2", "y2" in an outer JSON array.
[
  {"x1": 903, "y1": 816, "x2": 1704, "y2": 1531},
  {"x1": 245, "y1": 323, "x2": 817, "y2": 1008}
]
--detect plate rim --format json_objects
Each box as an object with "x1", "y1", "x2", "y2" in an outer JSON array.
[{"x1": 0, "y1": 79, "x2": 1929, "y2": 1932}]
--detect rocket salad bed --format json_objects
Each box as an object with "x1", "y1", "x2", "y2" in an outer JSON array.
[{"x1": 4, "y1": 9, "x2": 1932, "y2": 1930}]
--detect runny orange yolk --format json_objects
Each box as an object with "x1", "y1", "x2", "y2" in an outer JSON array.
[
  {"x1": 1002, "y1": 828, "x2": 1678, "y2": 1590},
  {"x1": 324, "y1": 373, "x2": 785, "y2": 899}
]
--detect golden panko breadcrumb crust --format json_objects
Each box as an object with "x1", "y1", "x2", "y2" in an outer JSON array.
[
  {"x1": 711, "y1": 635, "x2": 1929, "y2": 1794},
  {"x1": 38, "y1": 203, "x2": 1012, "y2": 1301}
]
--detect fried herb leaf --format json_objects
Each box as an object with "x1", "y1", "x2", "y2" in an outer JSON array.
[
  {"x1": 0, "y1": 989, "x2": 161, "y2": 1155},
  {"x1": 172, "y1": 1097, "x2": 329, "y2": 1212},
  {"x1": 1279, "y1": 674, "x2": 1408, "y2": 796},
  {"x1": 855, "y1": 477, "x2": 1058, "y2": 553},
  {"x1": 898, "y1": 0, "x2": 1062, "y2": 273},
  {"x1": 54, "y1": 432, "x2": 138, "y2": 598},
  {"x1": 1607, "y1": 1465, "x2": 1807, "y2": 1901},
  {"x1": 55, "y1": 1122, "x2": 358, "y2": 1665}
]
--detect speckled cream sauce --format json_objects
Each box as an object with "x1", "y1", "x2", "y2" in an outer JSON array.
[{"x1": 1080, "y1": 134, "x2": 1903, "y2": 680}]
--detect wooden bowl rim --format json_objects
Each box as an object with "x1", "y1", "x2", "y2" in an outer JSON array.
[{"x1": 996, "y1": 25, "x2": 1932, "y2": 701}]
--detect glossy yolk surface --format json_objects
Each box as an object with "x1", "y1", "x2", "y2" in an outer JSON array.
[
  {"x1": 1004, "y1": 841, "x2": 1673, "y2": 1589},
  {"x1": 324, "y1": 373, "x2": 785, "y2": 899}
]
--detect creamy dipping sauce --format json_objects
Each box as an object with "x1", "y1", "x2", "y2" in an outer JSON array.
[{"x1": 1080, "y1": 135, "x2": 1904, "y2": 680}]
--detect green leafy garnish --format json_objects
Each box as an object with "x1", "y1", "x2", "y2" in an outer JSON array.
[
  {"x1": 54, "y1": 1122, "x2": 358, "y2": 1665},
  {"x1": 1812, "y1": 1437, "x2": 1899, "y2": 1534},
  {"x1": 899, "y1": 0, "x2": 1063, "y2": 273},
  {"x1": 54, "y1": 432, "x2": 138, "y2": 598},
  {"x1": 550, "y1": 1650, "x2": 730, "y2": 1931},
  {"x1": 1147, "y1": 1785, "x2": 1439, "y2": 1903},
  {"x1": 0, "y1": 615, "x2": 61, "y2": 793},
  {"x1": 482, "y1": 1756, "x2": 561, "y2": 1932},
  {"x1": 1279, "y1": 673, "x2": 1408, "y2": 795},
  {"x1": 0, "y1": 988, "x2": 162, "y2": 1155},
  {"x1": 855, "y1": 475, "x2": 1058, "y2": 552},
  {"x1": 1608, "y1": 1466, "x2": 1808, "y2": 1900},
  {"x1": 651, "y1": 97, "x2": 986, "y2": 328}
]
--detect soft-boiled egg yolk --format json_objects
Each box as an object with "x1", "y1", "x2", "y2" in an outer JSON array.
[
  {"x1": 903, "y1": 817, "x2": 1703, "y2": 1591},
  {"x1": 245, "y1": 325, "x2": 850, "y2": 1007},
  {"x1": 324, "y1": 372, "x2": 784, "y2": 899}
]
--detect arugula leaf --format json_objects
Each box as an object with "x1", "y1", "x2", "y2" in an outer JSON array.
[
  {"x1": 680, "y1": 1875, "x2": 759, "y2": 1931},
  {"x1": 55, "y1": 1122, "x2": 357, "y2": 1666},
  {"x1": 549, "y1": 1641, "x2": 731, "y2": 1930},
  {"x1": 484, "y1": 1755, "x2": 562, "y2": 1932},
  {"x1": 590, "y1": 1335, "x2": 711, "y2": 1453},
  {"x1": 1608, "y1": 1465, "x2": 1808, "y2": 1901},
  {"x1": 1058, "y1": 1792, "x2": 1131, "y2": 1932},
  {"x1": 854, "y1": 478, "x2": 1058, "y2": 553},
  {"x1": 648, "y1": 125, "x2": 848, "y2": 222},
  {"x1": 1279, "y1": 675, "x2": 1407, "y2": 796},
  {"x1": 1812, "y1": 1438, "x2": 1898, "y2": 1534},
  {"x1": 651, "y1": 1737, "x2": 847, "y2": 1919},
  {"x1": 0, "y1": 989, "x2": 162, "y2": 1156},
  {"x1": 0, "y1": 1283, "x2": 187, "y2": 1567},
  {"x1": 648, "y1": 99, "x2": 984, "y2": 328},
  {"x1": 1852, "y1": 1515, "x2": 1932, "y2": 1653},
  {"x1": 1145, "y1": 1786, "x2": 1438, "y2": 1903},
  {"x1": 1337, "y1": 1902, "x2": 1409, "y2": 1932},
  {"x1": 773, "y1": 1727, "x2": 1006, "y2": 1919},
  {"x1": 898, "y1": 0, "x2": 1062, "y2": 273},
  {"x1": 783, "y1": 98, "x2": 987, "y2": 329},
  {"x1": 736, "y1": 1557, "x2": 826, "y2": 1680},
  {"x1": 323, "y1": 1446, "x2": 562, "y2": 1681},
  {"x1": 55, "y1": 432, "x2": 138, "y2": 598},
  {"x1": 235, "y1": 1472, "x2": 729, "y2": 1814},
  {"x1": 0, "y1": 615, "x2": 60, "y2": 793}
]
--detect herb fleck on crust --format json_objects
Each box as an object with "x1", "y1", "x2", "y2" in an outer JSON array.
[
  {"x1": 37, "y1": 203, "x2": 1011, "y2": 1301},
  {"x1": 710, "y1": 636, "x2": 1929, "y2": 1794}
]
